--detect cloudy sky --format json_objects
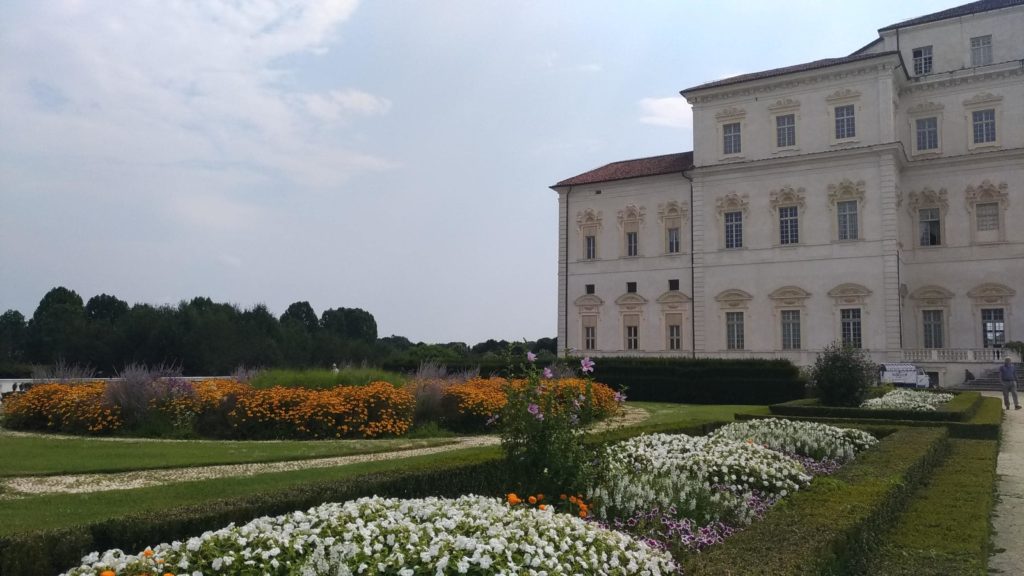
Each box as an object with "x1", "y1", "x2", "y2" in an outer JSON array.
[{"x1": 0, "y1": 0, "x2": 963, "y2": 344}]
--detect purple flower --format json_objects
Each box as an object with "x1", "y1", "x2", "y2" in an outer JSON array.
[
  {"x1": 580, "y1": 356, "x2": 595, "y2": 374},
  {"x1": 613, "y1": 391, "x2": 627, "y2": 403},
  {"x1": 527, "y1": 403, "x2": 544, "y2": 420},
  {"x1": 527, "y1": 351, "x2": 537, "y2": 362},
  {"x1": 543, "y1": 367, "x2": 554, "y2": 379},
  {"x1": 485, "y1": 413, "x2": 500, "y2": 426}
]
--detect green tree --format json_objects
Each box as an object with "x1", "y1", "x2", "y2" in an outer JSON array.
[
  {"x1": 27, "y1": 286, "x2": 87, "y2": 364},
  {"x1": 0, "y1": 309, "x2": 27, "y2": 363},
  {"x1": 281, "y1": 301, "x2": 319, "y2": 332},
  {"x1": 812, "y1": 342, "x2": 875, "y2": 407}
]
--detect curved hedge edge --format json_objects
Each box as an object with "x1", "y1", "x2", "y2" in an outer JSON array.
[
  {"x1": 768, "y1": 392, "x2": 981, "y2": 423},
  {"x1": 865, "y1": 438, "x2": 998, "y2": 576},
  {"x1": 684, "y1": 426, "x2": 950, "y2": 576}
]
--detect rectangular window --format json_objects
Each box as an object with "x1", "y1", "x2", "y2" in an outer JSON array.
[
  {"x1": 626, "y1": 231, "x2": 639, "y2": 257},
  {"x1": 668, "y1": 279, "x2": 680, "y2": 291},
  {"x1": 912, "y1": 46, "x2": 933, "y2": 75},
  {"x1": 585, "y1": 235, "x2": 597, "y2": 260},
  {"x1": 923, "y1": 310, "x2": 944, "y2": 348},
  {"x1": 976, "y1": 202, "x2": 1000, "y2": 231},
  {"x1": 583, "y1": 316, "x2": 597, "y2": 350},
  {"x1": 624, "y1": 315, "x2": 639, "y2": 351},
  {"x1": 666, "y1": 313, "x2": 682, "y2": 351},
  {"x1": 585, "y1": 284, "x2": 595, "y2": 295},
  {"x1": 982, "y1": 308, "x2": 1005, "y2": 348},
  {"x1": 919, "y1": 208, "x2": 941, "y2": 246},
  {"x1": 666, "y1": 226, "x2": 680, "y2": 253},
  {"x1": 837, "y1": 200, "x2": 859, "y2": 241},
  {"x1": 779, "y1": 205, "x2": 799, "y2": 245},
  {"x1": 626, "y1": 281, "x2": 637, "y2": 293},
  {"x1": 835, "y1": 105, "x2": 856, "y2": 139},
  {"x1": 724, "y1": 210, "x2": 743, "y2": 249},
  {"x1": 723, "y1": 122, "x2": 741, "y2": 155},
  {"x1": 972, "y1": 109, "x2": 996, "y2": 144},
  {"x1": 776, "y1": 114, "x2": 796, "y2": 147},
  {"x1": 726, "y1": 311, "x2": 744, "y2": 350},
  {"x1": 841, "y1": 308, "x2": 862, "y2": 348},
  {"x1": 781, "y1": 310, "x2": 801, "y2": 350},
  {"x1": 915, "y1": 117, "x2": 939, "y2": 151},
  {"x1": 971, "y1": 35, "x2": 992, "y2": 66}
]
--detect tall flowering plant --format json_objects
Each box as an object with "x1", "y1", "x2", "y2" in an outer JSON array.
[{"x1": 499, "y1": 354, "x2": 603, "y2": 496}]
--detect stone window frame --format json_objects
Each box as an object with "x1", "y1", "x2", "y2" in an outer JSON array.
[
  {"x1": 828, "y1": 283, "x2": 872, "y2": 349},
  {"x1": 615, "y1": 292, "x2": 647, "y2": 352},
  {"x1": 769, "y1": 286, "x2": 811, "y2": 351},
  {"x1": 970, "y1": 35, "x2": 992, "y2": 67},
  {"x1": 963, "y1": 92, "x2": 1003, "y2": 152},
  {"x1": 769, "y1": 186, "x2": 806, "y2": 247},
  {"x1": 909, "y1": 285, "x2": 953, "y2": 349},
  {"x1": 768, "y1": 99, "x2": 801, "y2": 153},
  {"x1": 617, "y1": 204, "x2": 646, "y2": 259},
  {"x1": 906, "y1": 101, "x2": 944, "y2": 157},
  {"x1": 715, "y1": 192, "x2": 750, "y2": 250},
  {"x1": 904, "y1": 187, "x2": 948, "y2": 249},
  {"x1": 658, "y1": 200, "x2": 689, "y2": 255},
  {"x1": 575, "y1": 208, "x2": 603, "y2": 261},
  {"x1": 657, "y1": 288, "x2": 691, "y2": 352},
  {"x1": 715, "y1": 107, "x2": 747, "y2": 161},
  {"x1": 826, "y1": 89, "x2": 861, "y2": 146},
  {"x1": 574, "y1": 294, "x2": 604, "y2": 352},
  {"x1": 827, "y1": 179, "x2": 866, "y2": 242},
  {"x1": 965, "y1": 180, "x2": 1009, "y2": 244},
  {"x1": 716, "y1": 289, "x2": 752, "y2": 351},
  {"x1": 968, "y1": 283, "x2": 1015, "y2": 348},
  {"x1": 912, "y1": 45, "x2": 933, "y2": 75}
]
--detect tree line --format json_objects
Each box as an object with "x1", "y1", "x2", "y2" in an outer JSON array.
[{"x1": 0, "y1": 287, "x2": 556, "y2": 377}]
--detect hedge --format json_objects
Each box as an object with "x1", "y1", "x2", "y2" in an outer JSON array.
[
  {"x1": 769, "y1": 391, "x2": 982, "y2": 422},
  {"x1": 685, "y1": 426, "x2": 950, "y2": 575},
  {"x1": 865, "y1": 438, "x2": 998, "y2": 576}
]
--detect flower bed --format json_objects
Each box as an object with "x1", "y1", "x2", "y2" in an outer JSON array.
[
  {"x1": 860, "y1": 389, "x2": 954, "y2": 412},
  {"x1": 62, "y1": 495, "x2": 679, "y2": 576}
]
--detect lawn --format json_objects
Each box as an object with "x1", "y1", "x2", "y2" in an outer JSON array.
[
  {"x1": 248, "y1": 367, "x2": 406, "y2": 389},
  {"x1": 627, "y1": 401, "x2": 771, "y2": 428}
]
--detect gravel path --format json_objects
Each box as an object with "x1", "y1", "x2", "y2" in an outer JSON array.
[
  {"x1": 0, "y1": 405, "x2": 650, "y2": 497},
  {"x1": 986, "y1": 391, "x2": 1023, "y2": 575}
]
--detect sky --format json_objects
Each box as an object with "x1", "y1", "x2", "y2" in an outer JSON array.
[{"x1": 0, "y1": 0, "x2": 966, "y2": 345}]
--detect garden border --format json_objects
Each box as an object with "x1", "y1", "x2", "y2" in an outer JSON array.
[{"x1": 768, "y1": 391, "x2": 981, "y2": 422}]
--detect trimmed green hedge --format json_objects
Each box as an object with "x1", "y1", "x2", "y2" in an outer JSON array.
[
  {"x1": 865, "y1": 438, "x2": 998, "y2": 576},
  {"x1": 769, "y1": 391, "x2": 981, "y2": 422},
  {"x1": 685, "y1": 426, "x2": 950, "y2": 575}
]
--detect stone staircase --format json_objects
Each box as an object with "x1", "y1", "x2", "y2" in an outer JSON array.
[{"x1": 945, "y1": 364, "x2": 1018, "y2": 392}]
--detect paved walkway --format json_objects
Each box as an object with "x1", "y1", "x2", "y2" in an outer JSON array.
[{"x1": 986, "y1": 391, "x2": 1023, "y2": 574}]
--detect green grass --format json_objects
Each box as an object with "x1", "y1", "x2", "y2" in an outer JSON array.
[
  {"x1": 0, "y1": 434, "x2": 454, "y2": 476},
  {"x1": 248, "y1": 367, "x2": 406, "y2": 389},
  {"x1": 627, "y1": 401, "x2": 770, "y2": 428}
]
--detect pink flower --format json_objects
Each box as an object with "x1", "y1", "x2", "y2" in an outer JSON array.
[
  {"x1": 527, "y1": 352, "x2": 537, "y2": 362},
  {"x1": 527, "y1": 403, "x2": 544, "y2": 420},
  {"x1": 614, "y1": 391, "x2": 627, "y2": 403},
  {"x1": 581, "y1": 357, "x2": 595, "y2": 374},
  {"x1": 543, "y1": 367, "x2": 554, "y2": 379}
]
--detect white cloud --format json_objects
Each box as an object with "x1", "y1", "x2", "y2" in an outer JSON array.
[
  {"x1": 299, "y1": 89, "x2": 392, "y2": 122},
  {"x1": 637, "y1": 96, "x2": 692, "y2": 129},
  {"x1": 577, "y1": 63, "x2": 603, "y2": 73}
]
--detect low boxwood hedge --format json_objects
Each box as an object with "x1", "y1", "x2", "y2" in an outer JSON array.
[
  {"x1": 769, "y1": 391, "x2": 981, "y2": 422},
  {"x1": 685, "y1": 426, "x2": 950, "y2": 575}
]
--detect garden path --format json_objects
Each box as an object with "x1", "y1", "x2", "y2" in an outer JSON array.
[
  {"x1": 986, "y1": 390, "x2": 1023, "y2": 575},
  {"x1": 0, "y1": 405, "x2": 649, "y2": 497}
]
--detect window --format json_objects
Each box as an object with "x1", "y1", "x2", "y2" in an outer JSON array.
[
  {"x1": 626, "y1": 231, "x2": 639, "y2": 257},
  {"x1": 666, "y1": 226, "x2": 680, "y2": 253},
  {"x1": 779, "y1": 205, "x2": 799, "y2": 245},
  {"x1": 976, "y1": 202, "x2": 1000, "y2": 231},
  {"x1": 582, "y1": 316, "x2": 597, "y2": 350},
  {"x1": 666, "y1": 313, "x2": 682, "y2": 351},
  {"x1": 982, "y1": 308, "x2": 1005, "y2": 348},
  {"x1": 923, "y1": 310, "x2": 944, "y2": 348},
  {"x1": 584, "y1": 235, "x2": 597, "y2": 260},
  {"x1": 835, "y1": 105, "x2": 856, "y2": 139},
  {"x1": 919, "y1": 208, "x2": 941, "y2": 246},
  {"x1": 726, "y1": 312, "x2": 744, "y2": 350},
  {"x1": 776, "y1": 114, "x2": 796, "y2": 147},
  {"x1": 913, "y1": 46, "x2": 933, "y2": 75},
  {"x1": 585, "y1": 284, "x2": 595, "y2": 295},
  {"x1": 841, "y1": 308, "x2": 862, "y2": 348},
  {"x1": 723, "y1": 122, "x2": 741, "y2": 155},
  {"x1": 915, "y1": 117, "x2": 939, "y2": 151},
  {"x1": 971, "y1": 35, "x2": 992, "y2": 66},
  {"x1": 724, "y1": 211, "x2": 743, "y2": 249},
  {"x1": 781, "y1": 310, "x2": 801, "y2": 350},
  {"x1": 626, "y1": 282, "x2": 637, "y2": 293},
  {"x1": 624, "y1": 315, "x2": 639, "y2": 350},
  {"x1": 837, "y1": 200, "x2": 859, "y2": 240},
  {"x1": 668, "y1": 279, "x2": 680, "y2": 291},
  {"x1": 972, "y1": 109, "x2": 996, "y2": 144}
]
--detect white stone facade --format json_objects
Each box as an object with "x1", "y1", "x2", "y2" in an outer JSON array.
[{"x1": 553, "y1": 1, "x2": 1024, "y2": 385}]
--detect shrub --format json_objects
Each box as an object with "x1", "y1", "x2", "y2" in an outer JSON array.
[
  {"x1": 811, "y1": 342, "x2": 875, "y2": 407},
  {"x1": 3, "y1": 382, "x2": 121, "y2": 434}
]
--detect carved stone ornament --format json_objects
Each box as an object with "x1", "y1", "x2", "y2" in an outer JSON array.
[
  {"x1": 715, "y1": 106, "x2": 747, "y2": 120},
  {"x1": 767, "y1": 98, "x2": 801, "y2": 112},
  {"x1": 715, "y1": 289, "x2": 753, "y2": 310},
  {"x1": 715, "y1": 192, "x2": 749, "y2": 216},
  {"x1": 827, "y1": 179, "x2": 866, "y2": 209},
  {"x1": 617, "y1": 204, "x2": 646, "y2": 227},
  {"x1": 963, "y1": 92, "x2": 1003, "y2": 107},
  {"x1": 965, "y1": 180, "x2": 1009, "y2": 212},
  {"x1": 968, "y1": 283, "x2": 1015, "y2": 305},
  {"x1": 906, "y1": 187, "x2": 948, "y2": 214},
  {"x1": 615, "y1": 293, "x2": 648, "y2": 312},
  {"x1": 906, "y1": 101, "x2": 944, "y2": 115},
  {"x1": 575, "y1": 208, "x2": 602, "y2": 230},
  {"x1": 825, "y1": 88, "x2": 862, "y2": 102},
  {"x1": 657, "y1": 290, "x2": 691, "y2": 311},
  {"x1": 657, "y1": 200, "x2": 688, "y2": 222},
  {"x1": 769, "y1": 186, "x2": 806, "y2": 214},
  {"x1": 828, "y1": 283, "x2": 872, "y2": 305},
  {"x1": 909, "y1": 285, "x2": 954, "y2": 307},
  {"x1": 573, "y1": 294, "x2": 604, "y2": 313},
  {"x1": 769, "y1": 286, "x2": 811, "y2": 307}
]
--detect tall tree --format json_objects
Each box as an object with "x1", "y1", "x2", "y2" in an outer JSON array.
[
  {"x1": 0, "y1": 310, "x2": 27, "y2": 363},
  {"x1": 27, "y1": 286, "x2": 87, "y2": 364},
  {"x1": 280, "y1": 301, "x2": 319, "y2": 332}
]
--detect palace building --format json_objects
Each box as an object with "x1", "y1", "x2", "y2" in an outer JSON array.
[{"x1": 552, "y1": 0, "x2": 1024, "y2": 386}]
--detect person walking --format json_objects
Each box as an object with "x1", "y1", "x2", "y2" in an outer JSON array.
[{"x1": 999, "y1": 357, "x2": 1021, "y2": 410}]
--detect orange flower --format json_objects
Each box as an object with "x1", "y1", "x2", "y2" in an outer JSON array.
[
  {"x1": 143, "y1": 548, "x2": 154, "y2": 557},
  {"x1": 560, "y1": 494, "x2": 567, "y2": 500},
  {"x1": 536, "y1": 493, "x2": 545, "y2": 501},
  {"x1": 528, "y1": 495, "x2": 537, "y2": 505},
  {"x1": 578, "y1": 510, "x2": 588, "y2": 518},
  {"x1": 569, "y1": 496, "x2": 578, "y2": 504},
  {"x1": 539, "y1": 504, "x2": 547, "y2": 510},
  {"x1": 100, "y1": 571, "x2": 115, "y2": 576},
  {"x1": 507, "y1": 493, "x2": 521, "y2": 505}
]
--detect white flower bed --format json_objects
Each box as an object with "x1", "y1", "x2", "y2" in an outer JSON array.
[
  {"x1": 711, "y1": 418, "x2": 878, "y2": 461},
  {"x1": 860, "y1": 389, "x2": 954, "y2": 412},
  {"x1": 63, "y1": 495, "x2": 679, "y2": 576}
]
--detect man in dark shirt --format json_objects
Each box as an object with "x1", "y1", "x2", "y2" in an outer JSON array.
[{"x1": 999, "y1": 357, "x2": 1021, "y2": 410}]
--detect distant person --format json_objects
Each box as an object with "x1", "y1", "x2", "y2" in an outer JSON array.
[
  {"x1": 331, "y1": 363, "x2": 340, "y2": 374},
  {"x1": 999, "y1": 357, "x2": 1020, "y2": 410}
]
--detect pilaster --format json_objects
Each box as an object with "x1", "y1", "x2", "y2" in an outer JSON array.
[
  {"x1": 557, "y1": 189, "x2": 569, "y2": 355},
  {"x1": 878, "y1": 153, "x2": 903, "y2": 357}
]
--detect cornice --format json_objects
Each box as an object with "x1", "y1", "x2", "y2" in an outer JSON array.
[
  {"x1": 898, "y1": 64, "x2": 1024, "y2": 97},
  {"x1": 825, "y1": 88, "x2": 862, "y2": 102},
  {"x1": 766, "y1": 98, "x2": 801, "y2": 112},
  {"x1": 905, "y1": 101, "x2": 944, "y2": 115},
  {"x1": 715, "y1": 106, "x2": 747, "y2": 121}
]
